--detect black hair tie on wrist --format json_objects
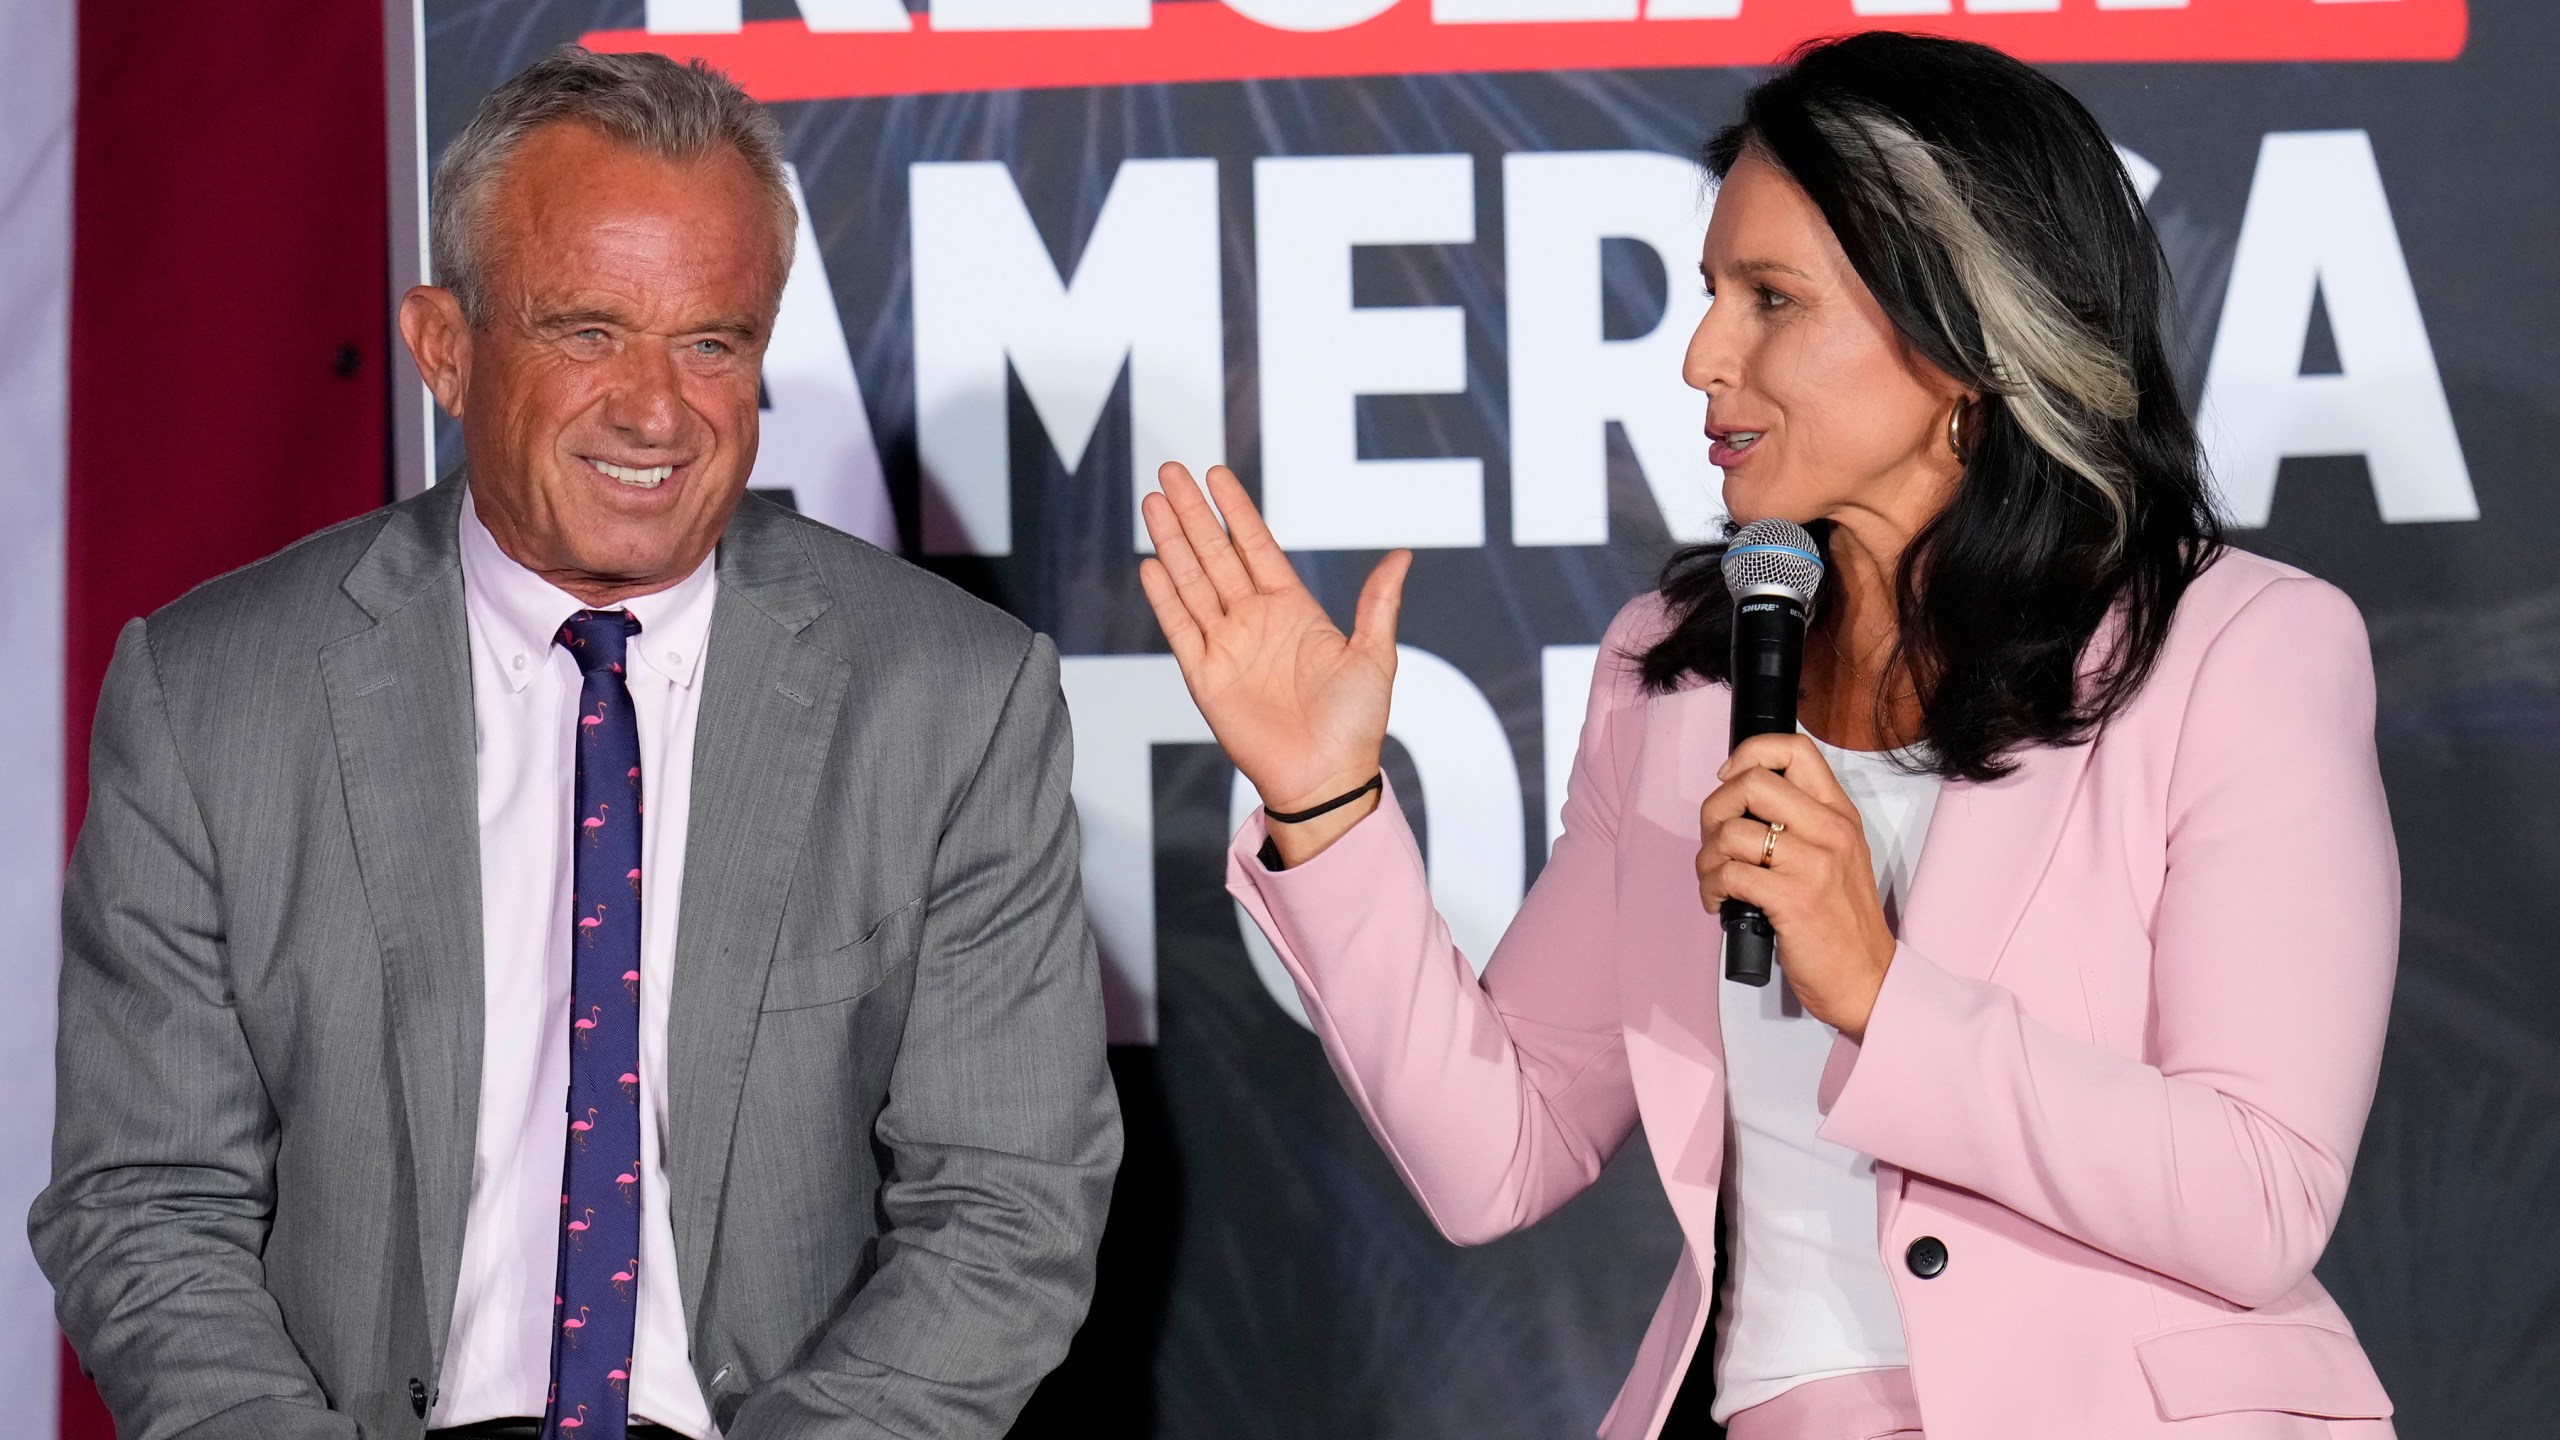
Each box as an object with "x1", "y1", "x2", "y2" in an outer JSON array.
[{"x1": 1264, "y1": 773, "x2": 1383, "y2": 825}]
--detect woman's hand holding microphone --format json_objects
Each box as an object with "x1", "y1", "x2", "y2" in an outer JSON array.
[
  {"x1": 1696, "y1": 733, "x2": 1899, "y2": 1040},
  {"x1": 1137, "y1": 462, "x2": 1412, "y2": 869}
]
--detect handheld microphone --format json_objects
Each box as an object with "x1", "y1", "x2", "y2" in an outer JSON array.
[{"x1": 1718, "y1": 520, "x2": 1825, "y2": 987}]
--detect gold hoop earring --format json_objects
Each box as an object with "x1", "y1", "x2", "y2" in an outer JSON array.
[{"x1": 1947, "y1": 404, "x2": 1966, "y2": 461}]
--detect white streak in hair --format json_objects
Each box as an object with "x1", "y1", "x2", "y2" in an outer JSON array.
[{"x1": 1814, "y1": 108, "x2": 2141, "y2": 549}]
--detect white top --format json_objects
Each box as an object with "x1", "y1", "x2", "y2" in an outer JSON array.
[
  {"x1": 430, "y1": 492, "x2": 720, "y2": 1436},
  {"x1": 1711, "y1": 736, "x2": 1941, "y2": 1419}
]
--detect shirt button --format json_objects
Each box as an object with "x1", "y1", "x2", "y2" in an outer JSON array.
[
  {"x1": 667, "y1": 651, "x2": 684, "y2": 667},
  {"x1": 1905, "y1": 1235, "x2": 1949, "y2": 1279},
  {"x1": 511, "y1": 654, "x2": 527, "y2": 671}
]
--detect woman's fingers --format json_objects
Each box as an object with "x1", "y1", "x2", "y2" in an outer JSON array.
[
  {"x1": 1720, "y1": 732, "x2": 1852, "y2": 808},
  {"x1": 1136, "y1": 556, "x2": 1205, "y2": 669},
  {"x1": 1711, "y1": 815, "x2": 1780, "y2": 868},
  {"x1": 1155, "y1": 462, "x2": 1256, "y2": 605},
  {"x1": 1140, "y1": 491, "x2": 1232, "y2": 628},
  {"x1": 1697, "y1": 855, "x2": 1779, "y2": 910},
  {"x1": 1204, "y1": 464, "x2": 1302, "y2": 596},
  {"x1": 1350, "y1": 549, "x2": 1413, "y2": 657},
  {"x1": 1698, "y1": 811, "x2": 1822, "y2": 890},
  {"x1": 1699, "y1": 765, "x2": 1836, "y2": 836}
]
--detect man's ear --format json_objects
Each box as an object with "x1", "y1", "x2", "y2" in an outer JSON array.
[{"x1": 398, "y1": 285, "x2": 473, "y2": 419}]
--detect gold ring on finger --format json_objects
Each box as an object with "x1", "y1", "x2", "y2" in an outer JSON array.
[{"x1": 1759, "y1": 820, "x2": 1785, "y2": 868}]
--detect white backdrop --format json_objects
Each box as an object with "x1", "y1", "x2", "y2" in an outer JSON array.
[{"x1": 0, "y1": 0, "x2": 69, "y2": 1428}]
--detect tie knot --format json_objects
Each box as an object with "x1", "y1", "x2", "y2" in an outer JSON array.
[{"x1": 555, "y1": 609, "x2": 641, "y2": 676}]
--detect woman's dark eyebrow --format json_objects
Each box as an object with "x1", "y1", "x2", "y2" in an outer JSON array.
[
  {"x1": 1730, "y1": 258, "x2": 1814, "y2": 280},
  {"x1": 1698, "y1": 258, "x2": 1816, "y2": 285}
]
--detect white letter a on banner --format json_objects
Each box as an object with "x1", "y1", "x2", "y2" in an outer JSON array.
[{"x1": 2200, "y1": 130, "x2": 2475, "y2": 527}]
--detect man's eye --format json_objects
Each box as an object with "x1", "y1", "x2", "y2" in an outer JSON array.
[
  {"x1": 572, "y1": 328, "x2": 609, "y2": 343},
  {"x1": 692, "y1": 338, "x2": 730, "y2": 357}
]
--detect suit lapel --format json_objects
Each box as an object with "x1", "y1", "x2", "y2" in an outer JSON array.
[
  {"x1": 317, "y1": 479, "x2": 482, "y2": 1373},
  {"x1": 1842, "y1": 725, "x2": 2096, "y2": 1234},
  {"x1": 1897, "y1": 734, "x2": 2096, "y2": 983},
  {"x1": 1615, "y1": 680, "x2": 1731, "y2": 1244},
  {"x1": 664, "y1": 500, "x2": 853, "y2": 1330},
  {"x1": 1618, "y1": 677, "x2": 2095, "y2": 1211}
]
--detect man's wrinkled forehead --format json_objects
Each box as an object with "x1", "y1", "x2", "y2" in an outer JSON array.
[{"x1": 477, "y1": 121, "x2": 785, "y2": 329}]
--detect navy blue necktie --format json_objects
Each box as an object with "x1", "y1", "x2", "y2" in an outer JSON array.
[{"x1": 546, "y1": 610, "x2": 645, "y2": 1440}]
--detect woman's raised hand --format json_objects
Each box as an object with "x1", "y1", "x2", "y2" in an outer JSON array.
[{"x1": 1138, "y1": 462, "x2": 1411, "y2": 864}]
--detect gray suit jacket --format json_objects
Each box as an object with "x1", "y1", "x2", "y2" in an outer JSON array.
[{"x1": 31, "y1": 480, "x2": 1121, "y2": 1440}]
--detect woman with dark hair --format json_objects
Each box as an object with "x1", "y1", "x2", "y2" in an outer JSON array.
[{"x1": 1138, "y1": 31, "x2": 2398, "y2": 1440}]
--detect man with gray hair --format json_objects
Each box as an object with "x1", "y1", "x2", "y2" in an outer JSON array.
[{"x1": 32, "y1": 45, "x2": 1119, "y2": 1440}]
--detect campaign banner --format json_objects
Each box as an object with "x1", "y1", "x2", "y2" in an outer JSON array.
[
  {"x1": 586, "y1": 0, "x2": 2469, "y2": 95},
  {"x1": 419, "y1": 3, "x2": 2555, "y2": 1432}
]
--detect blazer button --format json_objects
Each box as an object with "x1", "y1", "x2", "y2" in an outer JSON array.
[
  {"x1": 408, "y1": 1377, "x2": 428, "y2": 1418},
  {"x1": 1905, "y1": 1235, "x2": 1949, "y2": 1279}
]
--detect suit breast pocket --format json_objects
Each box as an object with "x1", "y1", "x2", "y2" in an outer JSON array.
[{"x1": 760, "y1": 897, "x2": 923, "y2": 1012}]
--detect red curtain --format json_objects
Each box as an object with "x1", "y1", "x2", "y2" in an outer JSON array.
[{"x1": 61, "y1": 0, "x2": 391, "y2": 1432}]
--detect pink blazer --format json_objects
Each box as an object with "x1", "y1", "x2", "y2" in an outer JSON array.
[{"x1": 1227, "y1": 550, "x2": 2400, "y2": 1439}]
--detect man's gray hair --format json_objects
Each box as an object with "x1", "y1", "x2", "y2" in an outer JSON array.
[{"x1": 430, "y1": 45, "x2": 793, "y2": 325}]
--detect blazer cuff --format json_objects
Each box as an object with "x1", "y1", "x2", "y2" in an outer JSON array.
[
  {"x1": 1815, "y1": 941, "x2": 1980, "y2": 1163},
  {"x1": 1225, "y1": 780, "x2": 1431, "y2": 992}
]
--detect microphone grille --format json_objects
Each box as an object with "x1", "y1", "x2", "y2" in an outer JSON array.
[{"x1": 1720, "y1": 519, "x2": 1825, "y2": 603}]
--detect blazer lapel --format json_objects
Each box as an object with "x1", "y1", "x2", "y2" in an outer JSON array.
[
  {"x1": 1615, "y1": 680, "x2": 1731, "y2": 1243},
  {"x1": 1623, "y1": 679, "x2": 2097, "y2": 1178},
  {"x1": 317, "y1": 478, "x2": 482, "y2": 1373},
  {"x1": 1897, "y1": 735, "x2": 2097, "y2": 983},
  {"x1": 664, "y1": 500, "x2": 853, "y2": 1331}
]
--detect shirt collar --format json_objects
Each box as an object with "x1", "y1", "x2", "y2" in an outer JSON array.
[{"x1": 459, "y1": 487, "x2": 718, "y2": 694}]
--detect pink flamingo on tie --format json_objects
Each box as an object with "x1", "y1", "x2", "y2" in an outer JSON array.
[
  {"x1": 626, "y1": 765, "x2": 640, "y2": 790},
  {"x1": 574, "y1": 1005, "x2": 602, "y2": 1049},
  {"x1": 621, "y1": 968, "x2": 640, "y2": 1000},
  {"x1": 606, "y1": 1366, "x2": 629, "y2": 1396},
  {"x1": 578, "y1": 903, "x2": 607, "y2": 944},
  {"x1": 570, "y1": 1107, "x2": 597, "y2": 1146},
  {"x1": 611, "y1": 1261, "x2": 636, "y2": 1299},
  {"x1": 580, "y1": 698, "x2": 607, "y2": 732},
  {"x1": 618, "y1": 1070, "x2": 639, "y2": 1101},
  {"x1": 615, "y1": 1168, "x2": 638, "y2": 1203},
  {"x1": 561, "y1": 1307, "x2": 591, "y2": 1345},
  {"x1": 625, "y1": 866, "x2": 641, "y2": 894},
  {"x1": 566, "y1": 1207, "x2": 595, "y2": 1249},
  {"x1": 582, "y1": 803, "x2": 610, "y2": 846},
  {"x1": 561, "y1": 1401, "x2": 590, "y2": 1430}
]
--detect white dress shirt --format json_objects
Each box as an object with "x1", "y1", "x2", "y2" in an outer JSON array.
[
  {"x1": 430, "y1": 491, "x2": 719, "y2": 1436},
  {"x1": 1711, "y1": 736, "x2": 1940, "y2": 1419}
]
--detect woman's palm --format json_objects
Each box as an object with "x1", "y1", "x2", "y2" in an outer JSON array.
[{"x1": 1137, "y1": 463, "x2": 1410, "y2": 812}]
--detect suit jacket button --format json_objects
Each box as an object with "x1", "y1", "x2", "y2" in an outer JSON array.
[
  {"x1": 408, "y1": 1377, "x2": 428, "y2": 1418},
  {"x1": 1905, "y1": 1235, "x2": 1948, "y2": 1279}
]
